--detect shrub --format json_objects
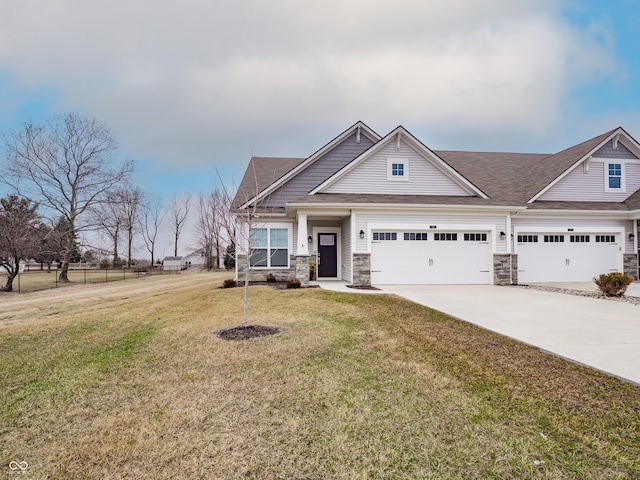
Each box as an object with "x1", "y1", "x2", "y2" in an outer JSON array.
[
  {"x1": 222, "y1": 278, "x2": 237, "y2": 289},
  {"x1": 98, "y1": 259, "x2": 110, "y2": 269},
  {"x1": 286, "y1": 279, "x2": 301, "y2": 289},
  {"x1": 593, "y1": 272, "x2": 634, "y2": 297},
  {"x1": 266, "y1": 273, "x2": 276, "y2": 283}
]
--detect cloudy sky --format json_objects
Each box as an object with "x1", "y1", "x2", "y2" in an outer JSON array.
[{"x1": 1, "y1": 0, "x2": 639, "y2": 256}]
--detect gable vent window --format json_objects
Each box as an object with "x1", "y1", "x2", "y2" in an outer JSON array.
[
  {"x1": 372, "y1": 232, "x2": 397, "y2": 241},
  {"x1": 544, "y1": 235, "x2": 564, "y2": 243},
  {"x1": 570, "y1": 235, "x2": 590, "y2": 243},
  {"x1": 517, "y1": 235, "x2": 538, "y2": 243},
  {"x1": 387, "y1": 158, "x2": 409, "y2": 181}
]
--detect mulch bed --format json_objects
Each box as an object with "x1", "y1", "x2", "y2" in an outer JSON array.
[
  {"x1": 216, "y1": 325, "x2": 284, "y2": 341},
  {"x1": 347, "y1": 285, "x2": 381, "y2": 291}
]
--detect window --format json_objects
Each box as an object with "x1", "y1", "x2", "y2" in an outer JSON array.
[
  {"x1": 464, "y1": 233, "x2": 487, "y2": 242},
  {"x1": 517, "y1": 235, "x2": 538, "y2": 243},
  {"x1": 372, "y1": 232, "x2": 397, "y2": 241},
  {"x1": 570, "y1": 235, "x2": 590, "y2": 243},
  {"x1": 434, "y1": 233, "x2": 457, "y2": 241},
  {"x1": 387, "y1": 158, "x2": 409, "y2": 181},
  {"x1": 606, "y1": 163, "x2": 624, "y2": 191},
  {"x1": 595, "y1": 235, "x2": 616, "y2": 243},
  {"x1": 544, "y1": 235, "x2": 564, "y2": 243},
  {"x1": 249, "y1": 227, "x2": 289, "y2": 268},
  {"x1": 404, "y1": 232, "x2": 428, "y2": 241}
]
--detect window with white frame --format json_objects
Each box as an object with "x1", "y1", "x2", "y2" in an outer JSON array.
[
  {"x1": 249, "y1": 227, "x2": 289, "y2": 268},
  {"x1": 605, "y1": 162, "x2": 624, "y2": 192},
  {"x1": 387, "y1": 158, "x2": 409, "y2": 181}
]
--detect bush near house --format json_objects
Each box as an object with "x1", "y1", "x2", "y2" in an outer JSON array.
[
  {"x1": 593, "y1": 272, "x2": 634, "y2": 297},
  {"x1": 286, "y1": 278, "x2": 301, "y2": 289},
  {"x1": 222, "y1": 278, "x2": 237, "y2": 289}
]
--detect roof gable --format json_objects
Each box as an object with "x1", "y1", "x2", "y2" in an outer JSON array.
[
  {"x1": 312, "y1": 126, "x2": 488, "y2": 198},
  {"x1": 235, "y1": 121, "x2": 380, "y2": 210}
]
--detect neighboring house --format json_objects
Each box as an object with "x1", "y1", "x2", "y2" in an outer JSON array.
[
  {"x1": 232, "y1": 122, "x2": 640, "y2": 286},
  {"x1": 162, "y1": 256, "x2": 184, "y2": 271},
  {"x1": 183, "y1": 250, "x2": 207, "y2": 268}
]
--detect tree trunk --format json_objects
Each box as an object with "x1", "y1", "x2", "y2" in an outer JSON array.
[{"x1": 59, "y1": 260, "x2": 69, "y2": 282}]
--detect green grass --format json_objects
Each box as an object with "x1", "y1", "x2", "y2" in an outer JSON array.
[{"x1": 1, "y1": 276, "x2": 639, "y2": 479}]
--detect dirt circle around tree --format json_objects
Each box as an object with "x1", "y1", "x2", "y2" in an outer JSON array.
[{"x1": 215, "y1": 325, "x2": 284, "y2": 341}]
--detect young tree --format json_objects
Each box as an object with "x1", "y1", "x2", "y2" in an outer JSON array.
[
  {"x1": 140, "y1": 196, "x2": 165, "y2": 267},
  {"x1": 0, "y1": 195, "x2": 41, "y2": 291},
  {"x1": 2, "y1": 113, "x2": 134, "y2": 282},
  {"x1": 168, "y1": 193, "x2": 191, "y2": 257}
]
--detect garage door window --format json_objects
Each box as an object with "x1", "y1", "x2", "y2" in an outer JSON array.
[
  {"x1": 570, "y1": 235, "x2": 590, "y2": 243},
  {"x1": 544, "y1": 235, "x2": 564, "y2": 243},
  {"x1": 464, "y1": 233, "x2": 487, "y2": 241},
  {"x1": 404, "y1": 232, "x2": 428, "y2": 241},
  {"x1": 595, "y1": 235, "x2": 616, "y2": 243},
  {"x1": 517, "y1": 235, "x2": 538, "y2": 243},
  {"x1": 373, "y1": 232, "x2": 397, "y2": 241},
  {"x1": 434, "y1": 233, "x2": 457, "y2": 241}
]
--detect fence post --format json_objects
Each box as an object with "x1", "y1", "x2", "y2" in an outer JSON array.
[{"x1": 84, "y1": 269, "x2": 87, "y2": 284}]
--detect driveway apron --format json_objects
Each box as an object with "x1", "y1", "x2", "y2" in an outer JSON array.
[{"x1": 379, "y1": 285, "x2": 640, "y2": 385}]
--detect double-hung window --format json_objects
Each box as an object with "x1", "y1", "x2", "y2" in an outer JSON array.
[
  {"x1": 250, "y1": 227, "x2": 289, "y2": 268},
  {"x1": 606, "y1": 163, "x2": 624, "y2": 192}
]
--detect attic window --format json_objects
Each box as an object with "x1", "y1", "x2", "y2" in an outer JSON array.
[
  {"x1": 387, "y1": 158, "x2": 409, "y2": 181},
  {"x1": 605, "y1": 162, "x2": 625, "y2": 192}
]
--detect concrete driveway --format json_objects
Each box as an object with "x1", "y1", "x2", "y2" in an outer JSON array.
[{"x1": 378, "y1": 284, "x2": 640, "y2": 385}]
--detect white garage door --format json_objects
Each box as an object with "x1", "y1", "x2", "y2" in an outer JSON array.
[
  {"x1": 517, "y1": 233, "x2": 621, "y2": 283},
  {"x1": 371, "y1": 230, "x2": 492, "y2": 285}
]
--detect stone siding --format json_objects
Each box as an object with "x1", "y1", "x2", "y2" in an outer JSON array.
[
  {"x1": 294, "y1": 255, "x2": 310, "y2": 285},
  {"x1": 623, "y1": 253, "x2": 638, "y2": 280},
  {"x1": 493, "y1": 254, "x2": 517, "y2": 285},
  {"x1": 236, "y1": 255, "x2": 296, "y2": 282},
  {"x1": 352, "y1": 253, "x2": 371, "y2": 286}
]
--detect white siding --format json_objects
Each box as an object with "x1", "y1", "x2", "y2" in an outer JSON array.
[
  {"x1": 341, "y1": 216, "x2": 352, "y2": 282},
  {"x1": 325, "y1": 140, "x2": 470, "y2": 196},
  {"x1": 354, "y1": 211, "x2": 507, "y2": 253},
  {"x1": 511, "y1": 217, "x2": 635, "y2": 253},
  {"x1": 539, "y1": 161, "x2": 640, "y2": 202}
]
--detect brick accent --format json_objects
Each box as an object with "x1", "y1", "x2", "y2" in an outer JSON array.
[
  {"x1": 623, "y1": 253, "x2": 638, "y2": 280},
  {"x1": 493, "y1": 254, "x2": 517, "y2": 285},
  {"x1": 352, "y1": 253, "x2": 371, "y2": 286}
]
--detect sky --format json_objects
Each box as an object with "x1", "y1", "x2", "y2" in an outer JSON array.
[{"x1": 1, "y1": 0, "x2": 640, "y2": 257}]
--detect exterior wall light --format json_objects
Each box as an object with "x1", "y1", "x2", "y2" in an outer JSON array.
[
  {"x1": 499, "y1": 231, "x2": 506, "y2": 239},
  {"x1": 359, "y1": 229, "x2": 365, "y2": 239},
  {"x1": 629, "y1": 233, "x2": 635, "y2": 241}
]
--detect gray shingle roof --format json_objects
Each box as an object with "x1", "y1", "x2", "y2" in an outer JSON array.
[{"x1": 232, "y1": 157, "x2": 304, "y2": 209}]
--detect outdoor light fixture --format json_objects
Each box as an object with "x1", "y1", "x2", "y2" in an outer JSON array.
[
  {"x1": 359, "y1": 229, "x2": 365, "y2": 239},
  {"x1": 630, "y1": 233, "x2": 636, "y2": 241},
  {"x1": 499, "y1": 231, "x2": 506, "y2": 239},
  {"x1": 307, "y1": 235, "x2": 312, "y2": 244}
]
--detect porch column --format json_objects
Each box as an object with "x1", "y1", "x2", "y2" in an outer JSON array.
[{"x1": 296, "y1": 214, "x2": 309, "y2": 255}]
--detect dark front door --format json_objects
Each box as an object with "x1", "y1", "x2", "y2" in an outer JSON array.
[{"x1": 317, "y1": 233, "x2": 338, "y2": 277}]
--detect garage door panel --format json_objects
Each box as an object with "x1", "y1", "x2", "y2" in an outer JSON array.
[
  {"x1": 517, "y1": 232, "x2": 620, "y2": 283},
  {"x1": 371, "y1": 231, "x2": 492, "y2": 285}
]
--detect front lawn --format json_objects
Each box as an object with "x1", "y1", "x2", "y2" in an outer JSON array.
[{"x1": 1, "y1": 277, "x2": 638, "y2": 479}]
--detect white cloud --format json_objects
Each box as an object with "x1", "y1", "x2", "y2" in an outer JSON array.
[{"x1": 0, "y1": 0, "x2": 621, "y2": 166}]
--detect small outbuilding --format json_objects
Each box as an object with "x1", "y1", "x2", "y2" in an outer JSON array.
[{"x1": 162, "y1": 256, "x2": 184, "y2": 271}]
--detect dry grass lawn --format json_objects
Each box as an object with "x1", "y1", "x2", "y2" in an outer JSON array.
[{"x1": 1, "y1": 273, "x2": 639, "y2": 479}]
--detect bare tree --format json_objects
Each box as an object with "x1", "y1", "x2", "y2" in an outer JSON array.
[
  {"x1": 119, "y1": 186, "x2": 144, "y2": 267},
  {"x1": 168, "y1": 193, "x2": 191, "y2": 257},
  {"x1": 194, "y1": 189, "x2": 226, "y2": 270},
  {"x1": 140, "y1": 196, "x2": 165, "y2": 266},
  {"x1": 2, "y1": 113, "x2": 134, "y2": 282},
  {"x1": 99, "y1": 191, "x2": 126, "y2": 266},
  {"x1": 0, "y1": 195, "x2": 41, "y2": 291}
]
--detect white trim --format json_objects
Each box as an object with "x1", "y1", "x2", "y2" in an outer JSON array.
[
  {"x1": 247, "y1": 221, "x2": 294, "y2": 269},
  {"x1": 604, "y1": 161, "x2": 626, "y2": 193},
  {"x1": 387, "y1": 158, "x2": 409, "y2": 181},
  {"x1": 513, "y1": 226, "x2": 625, "y2": 254}
]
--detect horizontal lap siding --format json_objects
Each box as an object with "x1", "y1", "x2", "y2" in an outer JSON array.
[
  {"x1": 341, "y1": 216, "x2": 352, "y2": 282},
  {"x1": 262, "y1": 133, "x2": 375, "y2": 207},
  {"x1": 512, "y1": 217, "x2": 635, "y2": 253},
  {"x1": 354, "y1": 212, "x2": 507, "y2": 253},
  {"x1": 540, "y1": 161, "x2": 640, "y2": 202},
  {"x1": 325, "y1": 141, "x2": 470, "y2": 196}
]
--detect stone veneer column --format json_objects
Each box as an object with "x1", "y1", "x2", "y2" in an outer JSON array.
[
  {"x1": 493, "y1": 254, "x2": 517, "y2": 285},
  {"x1": 352, "y1": 253, "x2": 371, "y2": 287},
  {"x1": 295, "y1": 255, "x2": 310, "y2": 285},
  {"x1": 623, "y1": 253, "x2": 638, "y2": 280}
]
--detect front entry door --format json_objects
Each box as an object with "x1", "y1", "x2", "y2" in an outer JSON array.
[{"x1": 317, "y1": 233, "x2": 338, "y2": 277}]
